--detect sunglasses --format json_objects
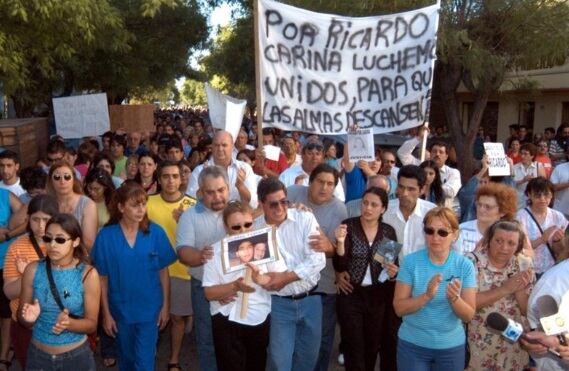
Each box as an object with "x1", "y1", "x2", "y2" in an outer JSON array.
[
  {"x1": 424, "y1": 227, "x2": 451, "y2": 238},
  {"x1": 52, "y1": 174, "x2": 73, "y2": 182},
  {"x1": 267, "y1": 199, "x2": 290, "y2": 209},
  {"x1": 230, "y1": 222, "x2": 253, "y2": 231},
  {"x1": 42, "y1": 236, "x2": 72, "y2": 244},
  {"x1": 305, "y1": 143, "x2": 324, "y2": 151}
]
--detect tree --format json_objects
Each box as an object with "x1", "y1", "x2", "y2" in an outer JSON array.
[
  {"x1": 180, "y1": 78, "x2": 208, "y2": 106},
  {"x1": 206, "y1": 0, "x2": 569, "y2": 181},
  {"x1": 0, "y1": 0, "x2": 208, "y2": 116}
]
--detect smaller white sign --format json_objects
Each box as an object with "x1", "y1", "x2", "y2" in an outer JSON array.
[
  {"x1": 53, "y1": 93, "x2": 110, "y2": 138},
  {"x1": 205, "y1": 83, "x2": 247, "y2": 143},
  {"x1": 484, "y1": 143, "x2": 511, "y2": 177},
  {"x1": 263, "y1": 145, "x2": 281, "y2": 162},
  {"x1": 348, "y1": 129, "x2": 375, "y2": 162}
]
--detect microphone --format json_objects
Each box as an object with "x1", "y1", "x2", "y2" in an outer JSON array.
[
  {"x1": 486, "y1": 312, "x2": 563, "y2": 358},
  {"x1": 536, "y1": 295, "x2": 568, "y2": 346},
  {"x1": 486, "y1": 312, "x2": 524, "y2": 342}
]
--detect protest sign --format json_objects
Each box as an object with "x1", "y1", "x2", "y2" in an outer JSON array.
[
  {"x1": 108, "y1": 104, "x2": 155, "y2": 133},
  {"x1": 256, "y1": 0, "x2": 440, "y2": 135},
  {"x1": 205, "y1": 83, "x2": 247, "y2": 142},
  {"x1": 483, "y1": 143, "x2": 511, "y2": 176},
  {"x1": 348, "y1": 128, "x2": 375, "y2": 162},
  {"x1": 53, "y1": 93, "x2": 110, "y2": 138}
]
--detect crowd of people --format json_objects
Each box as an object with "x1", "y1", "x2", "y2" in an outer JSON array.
[{"x1": 0, "y1": 107, "x2": 567, "y2": 371}]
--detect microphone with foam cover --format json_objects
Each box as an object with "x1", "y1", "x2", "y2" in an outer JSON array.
[{"x1": 486, "y1": 312, "x2": 524, "y2": 342}]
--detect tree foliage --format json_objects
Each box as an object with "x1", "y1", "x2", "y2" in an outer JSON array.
[
  {"x1": 0, "y1": 0, "x2": 208, "y2": 116},
  {"x1": 180, "y1": 78, "x2": 208, "y2": 106}
]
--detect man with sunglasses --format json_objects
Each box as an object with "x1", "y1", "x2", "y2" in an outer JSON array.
[
  {"x1": 286, "y1": 164, "x2": 348, "y2": 371},
  {"x1": 0, "y1": 150, "x2": 25, "y2": 197},
  {"x1": 147, "y1": 161, "x2": 197, "y2": 371},
  {"x1": 176, "y1": 166, "x2": 231, "y2": 371},
  {"x1": 279, "y1": 140, "x2": 345, "y2": 202},
  {"x1": 383, "y1": 165, "x2": 437, "y2": 261},
  {"x1": 253, "y1": 177, "x2": 326, "y2": 371}
]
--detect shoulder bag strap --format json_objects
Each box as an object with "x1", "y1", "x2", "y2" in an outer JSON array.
[
  {"x1": 29, "y1": 236, "x2": 44, "y2": 260},
  {"x1": 524, "y1": 207, "x2": 556, "y2": 261},
  {"x1": 45, "y1": 258, "x2": 81, "y2": 319}
]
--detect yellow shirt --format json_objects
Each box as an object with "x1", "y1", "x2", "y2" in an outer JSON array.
[{"x1": 147, "y1": 193, "x2": 197, "y2": 280}]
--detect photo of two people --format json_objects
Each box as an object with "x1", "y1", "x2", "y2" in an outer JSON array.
[{"x1": 222, "y1": 226, "x2": 278, "y2": 274}]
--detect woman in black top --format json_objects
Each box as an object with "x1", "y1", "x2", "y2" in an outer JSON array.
[{"x1": 334, "y1": 187, "x2": 399, "y2": 371}]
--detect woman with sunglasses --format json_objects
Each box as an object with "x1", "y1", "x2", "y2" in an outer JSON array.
[
  {"x1": 333, "y1": 187, "x2": 399, "y2": 371},
  {"x1": 202, "y1": 201, "x2": 279, "y2": 371},
  {"x1": 394, "y1": 207, "x2": 477, "y2": 371},
  {"x1": 84, "y1": 168, "x2": 116, "y2": 231},
  {"x1": 48, "y1": 161, "x2": 97, "y2": 250},
  {"x1": 91, "y1": 181, "x2": 176, "y2": 370},
  {"x1": 3, "y1": 195, "x2": 58, "y2": 369},
  {"x1": 466, "y1": 220, "x2": 533, "y2": 371},
  {"x1": 134, "y1": 153, "x2": 159, "y2": 194},
  {"x1": 18, "y1": 214, "x2": 101, "y2": 370}
]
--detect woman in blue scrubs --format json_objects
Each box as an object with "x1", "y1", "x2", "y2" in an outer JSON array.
[{"x1": 92, "y1": 181, "x2": 176, "y2": 370}]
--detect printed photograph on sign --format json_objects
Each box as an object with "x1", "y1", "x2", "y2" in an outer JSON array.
[
  {"x1": 221, "y1": 226, "x2": 278, "y2": 274},
  {"x1": 348, "y1": 128, "x2": 375, "y2": 162}
]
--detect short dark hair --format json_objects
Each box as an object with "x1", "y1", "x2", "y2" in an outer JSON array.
[
  {"x1": 90, "y1": 152, "x2": 116, "y2": 174},
  {"x1": 257, "y1": 177, "x2": 287, "y2": 203},
  {"x1": 545, "y1": 127, "x2": 556, "y2": 135},
  {"x1": 166, "y1": 138, "x2": 184, "y2": 152},
  {"x1": 520, "y1": 143, "x2": 537, "y2": 157},
  {"x1": 157, "y1": 160, "x2": 182, "y2": 178},
  {"x1": 309, "y1": 163, "x2": 339, "y2": 186},
  {"x1": 428, "y1": 140, "x2": 449, "y2": 154},
  {"x1": 525, "y1": 176, "x2": 555, "y2": 202},
  {"x1": 237, "y1": 149, "x2": 256, "y2": 162},
  {"x1": 0, "y1": 150, "x2": 19, "y2": 164},
  {"x1": 397, "y1": 165, "x2": 427, "y2": 188},
  {"x1": 301, "y1": 141, "x2": 324, "y2": 154},
  {"x1": 362, "y1": 187, "x2": 389, "y2": 218},
  {"x1": 47, "y1": 140, "x2": 66, "y2": 155},
  {"x1": 111, "y1": 134, "x2": 127, "y2": 148},
  {"x1": 20, "y1": 166, "x2": 47, "y2": 192}
]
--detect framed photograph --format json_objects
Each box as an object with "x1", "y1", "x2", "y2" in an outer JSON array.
[{"x1": 221, "y1": 226, "x2": 279, "y2": 274}]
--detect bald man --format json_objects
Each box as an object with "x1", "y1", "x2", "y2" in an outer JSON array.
[{"x1": 187, "y1": 131, "x2": 258, "y2": 208}]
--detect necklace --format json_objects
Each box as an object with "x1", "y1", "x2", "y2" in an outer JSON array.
[{"x1": 53, "y1": 258, "x2": 77, "y2": 270}]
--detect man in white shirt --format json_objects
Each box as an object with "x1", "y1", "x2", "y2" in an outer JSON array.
[
  {"x1": 0, "y1": 150, "x2": 25, "y2": 197},
  {"x1": 383, "y1": 165, "x2": 437, "y2": 260},
  {"x1": 187, "y1": 130, "x2": 258, "y2": 208},
  {"x1": 551, "y1": 161, "x2": 569, "y2": 218},
  {"x1": 254, "y1": 177, "x2": 326, "y2": 371},
  {"x1": 279, "y1": 141, "x2": 345, "y2": 202},
  {"x1": 398, "y1": 134, "x2": 461, "y2": 209}
]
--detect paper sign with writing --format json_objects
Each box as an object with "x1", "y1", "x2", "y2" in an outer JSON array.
[
  {"x1": 348, "y1": 128, "x2": 375, "y2": 162},
  {"x1": 484, "y1": 143, "x2": 511, "y2": 176},
  {"x1": 53, "y1": 93, "x2": 110, "y2": 138},
  {"x1": 257, "y1": 0, "x2": 440, "y2": 135},
  {"x1": 206, "y1": 83, "x2": 247, "y2": 143}
]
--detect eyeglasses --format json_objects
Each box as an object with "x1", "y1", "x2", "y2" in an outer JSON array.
[
  {"x1": 476, "y1": 202, "x2": 498, "y2": 211},
  {"x1": 304, "y1": 143, "x2": 324, "y2": 151},
  {"x1": 230, "y1": 222, "x2": 253, "y2": 231},
  {"x1": 267, "y1": 199, "x2": 290, "y2": 209},
  {"x1": 42, "y1": 236, "x2": 72, "y2": 244},
  {"x1": 52, "y1": 174, "x2": 73, "y2": 182},
  {"x1": 424, "y1": 227, "x2": 451, "y2": 238}
]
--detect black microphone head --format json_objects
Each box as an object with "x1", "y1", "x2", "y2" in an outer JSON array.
[
  {"x1": 486, "y1": 312, "x2": 509, "y2": 332},
  {"x1": 536, "y1": 295, "x2": 559, "y2": 318}
]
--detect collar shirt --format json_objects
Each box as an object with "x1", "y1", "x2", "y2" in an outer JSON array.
[
  {"x1": 513, "y1": 162, "x2": 539, "y2": 208},
  {"x1": 253, "y1": 208, "x2": 326, "y2": 296},
  {"x1": 440, "y1": 164, "x2": 462, "y2": 204},
  {"x1": 383, "y1": 198, "x2": 437, "y2": 262},
  {"x1": 279, "y1": 165, "x2": 345, "y2": 202},
  {"x1": 187, "y1": 158, "x2": 258, "y2": 208},
  {"x1": 175, "y1": 202, "x2": 226, "y2": 281}
]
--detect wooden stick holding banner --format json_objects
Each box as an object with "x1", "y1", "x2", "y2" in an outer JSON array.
[
  {"x1": 240, "y1": 267, "x2": 252, "y2": 319},
  {"x1": 420, "y1": 121, "x2": 429, "y2": 162},
  {"x1": 254, "y1": 0, "x2": 264, "y2": 148}
]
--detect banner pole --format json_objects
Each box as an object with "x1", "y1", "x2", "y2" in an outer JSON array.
[
  {"x1": 254, "y1": 0, "x2": 264, "y2": 147},
  {"x1": 420, "y1": 121, "x2": 429, "y2": 162}
]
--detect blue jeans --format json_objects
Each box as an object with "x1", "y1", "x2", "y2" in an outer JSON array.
[
  {"x1": 397, "y1": 339, "x2": 465, "y2": 371},
  {"x1": 268, "y1": 295, "x2": 322, "y2": 371},
  {"x1": 313, "y1": 294, "x2": 336, "y2": 371},
  {"x1": 27, "y1": 340, "x2": 95, "y2": 371},
  {"x1": 115, "y1": 320, "x2": 158, "y2": 371},
  {"x1": 192, "y1": 278, "x2": 217, "y2": 371}
]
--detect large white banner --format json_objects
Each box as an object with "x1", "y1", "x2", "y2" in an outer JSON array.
[
  {"x1": 53, "y1": 93, "x2": 110, "y2": 138},
  {"x1": 205, "y1": 83, "x2": 248, "y2": 142},
  {"x1": 258, "y1": 0, "x2": 440, "y2": 135}
]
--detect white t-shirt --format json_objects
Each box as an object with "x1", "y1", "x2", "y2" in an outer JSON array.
[
  {"x1": 551, "y1": 162, "x2": 569, "y2": 217},
  {"x1": 0, "y1": 178, "x2": 25, "y2": 197},
  {"x1": 453, "y1": 220, "x2": 483, "y2": 255}
]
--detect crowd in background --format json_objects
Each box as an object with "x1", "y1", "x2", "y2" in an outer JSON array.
[{"x1": 0, "y1": 107, "x2": 567, "y2": 371}]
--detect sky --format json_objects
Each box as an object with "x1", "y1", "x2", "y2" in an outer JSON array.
[{"x1": 175, "y1": 3, "x2": 236, "y2": 91}]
